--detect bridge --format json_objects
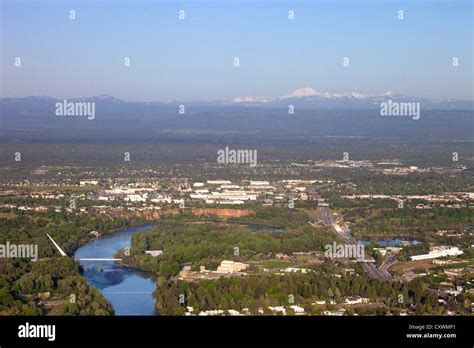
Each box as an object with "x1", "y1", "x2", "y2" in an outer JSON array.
[{"x1": 46, "y1": 233, "x2": 122, "y2": 262}]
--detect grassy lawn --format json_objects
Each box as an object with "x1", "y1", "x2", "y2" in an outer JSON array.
[{"x1": 258, "y1": 260, "x2": 294, "y2": 269}]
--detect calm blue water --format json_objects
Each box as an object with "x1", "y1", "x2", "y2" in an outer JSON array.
[
  {"x1": 74, "y1": 224, "x2": 159, "y2": 315},
  {"x1": 74, "y1": 221, "x2": 281, "y2": 315},
  {"x1": 358, "y1": 238, "x2": 420, "y2": 247}
]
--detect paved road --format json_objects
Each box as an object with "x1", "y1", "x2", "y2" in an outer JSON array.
[
  {"x1": 379, "y1": 254, "x2": 398, "y2": 273},
  {"x1": 318, "y1": 207, "x2": 392, "y2": 281}
]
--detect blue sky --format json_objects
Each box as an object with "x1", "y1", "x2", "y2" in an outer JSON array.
[{"x1": 1, "y1": 0, "x2": 472, "y2": 101}]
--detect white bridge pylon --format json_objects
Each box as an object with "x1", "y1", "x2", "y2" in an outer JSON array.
[
  {"x1": 46, "y1": 233, "x2": 121, "y2": 262},
  {"x1": 46, "y1": 233, "x2": 67, "y2": 256}
]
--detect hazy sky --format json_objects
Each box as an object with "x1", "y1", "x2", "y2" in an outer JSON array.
[{"x1": 1, "y1": 0, "x2": 472, "y2": 101}]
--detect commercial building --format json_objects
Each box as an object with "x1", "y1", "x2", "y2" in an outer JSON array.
[
  {"x1": 145, "y1": 250, "x2": 163, "y2": 257},
  {"x1": 215, "y1": 260, "x2": 249, "y2": 274},
  {"x1": 410, "y1": 246, "x2": 464, "y2": 261}
]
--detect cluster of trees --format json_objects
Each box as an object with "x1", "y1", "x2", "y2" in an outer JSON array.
[
  {"x1": 160, "y1": 206, "x2": 310, "y2": 229},
  {"x1": 318, "y1": 169, "x2": 473, "y2": 199},
  {"x1": 352, "y1": 172, "x2": 472, "y2": 196},
  {"x1": 0, "y1": 258, "x2": 114, "y2": 315},
  {"x1": 331, "y1": 198, "x2": 397, "y2": 209},
  {"x1": 0, "y1": 209, "x2": 132, "y2": 257},
  {"x1": 0, "y1": 209, "x2": 128, "y2": 315},
  {"x1": 118, "y1": 222, "x2": 334, "y2": 278},
  {"x1": 237, "y1": 206, "x2": 310, "y2": 228},
  {"x1": 346, "y1": 207, "x2": 473, "y2": 238},
  {"x1": 153, "y1": 272, "x2": 471, "y2": 316}
]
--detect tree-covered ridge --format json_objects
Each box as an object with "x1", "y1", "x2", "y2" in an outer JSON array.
[{"x1": 0, "y1": 258, "x2": 114, "y2": 315}]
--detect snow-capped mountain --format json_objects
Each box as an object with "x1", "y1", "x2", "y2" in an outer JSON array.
[
  {"x1": 1, "y1": 92, "x2": 471, "y2": 143},
  {"x1": 231, "y1": 87, "x2": 471, "y2": 110},
  {"x1": 281, "y1": 87, "x2": 321, "y2": 99},
  {"x1": 233, "y1": 87, "x2": 394, "y2": 103},
  {"x1": 1, "y1": 88, "x2": 472, "y2": 113}
]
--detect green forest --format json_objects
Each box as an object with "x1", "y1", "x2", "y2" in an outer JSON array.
[
  {"x1": 153, "y1": 272, "x2": 472, "y2": 316},
  {"x1": 0, "y1": 209, "x2": 129, "y2": 315},
  {"x1": 0, "y1": 257, "x2": 113, "y2": 315},
  {"x1": 117, "y1": 222, "x2": 334, "y2": 277},
  {"x1": 345, "y1": 207, "x2": 473, "y2": 238}
]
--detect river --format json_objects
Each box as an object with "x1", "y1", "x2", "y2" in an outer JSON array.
[
  {"x1": 74, "y1": 224, "x2": 159, "y2": 315},
  {"x1": 74, "y1": 221, "x2": 281, "y2": 315}
]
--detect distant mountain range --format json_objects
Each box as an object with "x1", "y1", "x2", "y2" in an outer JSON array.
[
  {"x1": 1, "y1": 87, "x2": 472, "y2": 110},
  {"x1": 0, "y1": 88, "x2": 472, "y2": 143}
]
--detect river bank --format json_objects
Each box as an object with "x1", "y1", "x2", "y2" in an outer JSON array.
[{"x1": 74, "y1": 219, "x2": 285, "y2": 315}]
